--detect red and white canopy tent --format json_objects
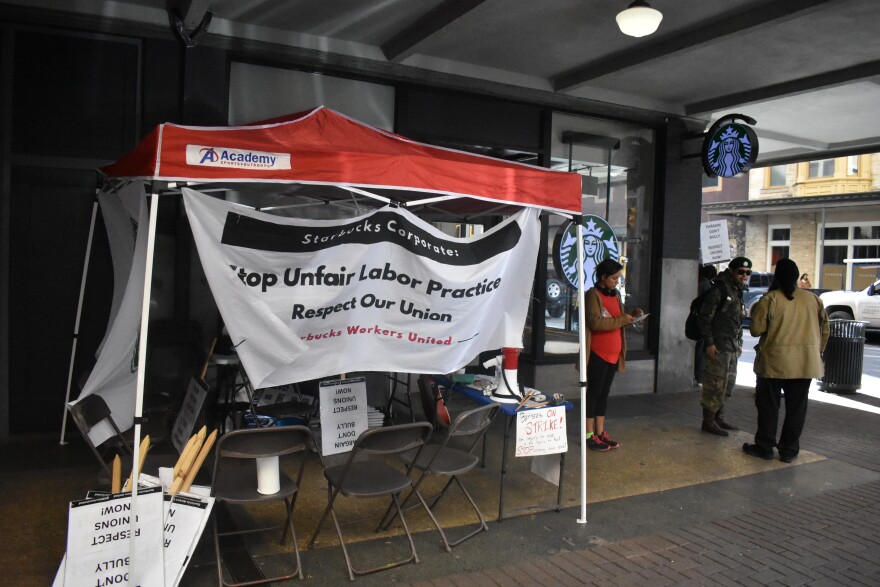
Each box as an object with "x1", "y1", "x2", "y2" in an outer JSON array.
[
  {"x1": 102, "y1": 106, "x2": 579, "y2": 216},
  {"x1": 73, "y1": 106, "x2": 594, "y2": 529}
]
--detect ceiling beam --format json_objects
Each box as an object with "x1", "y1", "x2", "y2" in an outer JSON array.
[
  {"x1": 381, "y1": 0, "x2": 489, "y2": 63},
  {"x1": 755, "y1": 130, "x2": 829, "y2": 151},
  {"x1": 553, "y1": 0, "x2": 838, "y2": 92},
  {"x1": 685, "y1": 60, "x2": 880, "y2": 115}
]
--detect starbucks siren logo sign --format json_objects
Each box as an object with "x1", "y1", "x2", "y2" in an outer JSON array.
[
  {"x1": 702, "y1": 117, "x2": 759, "y2": 178},
  {"x1": 553, "y1": 215, "x2": 620, "y2": 290}
]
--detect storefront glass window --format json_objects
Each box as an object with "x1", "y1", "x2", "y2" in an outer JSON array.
[
  {"x1": 821, "y1": 223, "x2": 880, "y2": 290},
  {"x1": 771, "y1": 246, "x2": 789, "y2": 267},
  {"x1": 771, "y1": 227, "x2": 790, "y2": 240},
  {"x1": 809, "y1": 158, "x2": 835, "y2": 178},
  {"x1": 847, "y1": 155, "x2": 860, "y2": 175},
  {"x1": 824, "y1": 226, "x2": 849, "y2": 240},
  {"x1": 537, "y1": 113, "x2": 655, "y2": 355},
  {"x1": 769, "y1": 165, "x2": 786, "y2": 186},
  {"x1": 853, "y1": 244, "x2": 880, "y2": 259},
  {"x1": 854, "y1": 224, "x2": 880, "y2": 239}
]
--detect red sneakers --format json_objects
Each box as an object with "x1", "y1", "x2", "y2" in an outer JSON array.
[
  {"x1": 598, "y1": 431, "x2": 619, "y2": 449},
  {"x1": 587, "y1": 434, "x2": 610, "y2": 451}
]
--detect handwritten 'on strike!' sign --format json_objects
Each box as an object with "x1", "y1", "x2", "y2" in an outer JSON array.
[{"x1": 515, "y1": 407, "x2": 568, "y2": 457}]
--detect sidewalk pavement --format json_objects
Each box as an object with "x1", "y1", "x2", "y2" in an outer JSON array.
[
  {"x1": 191, "y1": 382, "x2": 880, "y2": 586},
  {"x1": 6, "y1": 379, "x2": 880, "y2": 586}
]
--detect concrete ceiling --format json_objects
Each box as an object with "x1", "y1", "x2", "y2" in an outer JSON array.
[{"x1": 9, "y1": 0, "x2": 880, "y2": 164}]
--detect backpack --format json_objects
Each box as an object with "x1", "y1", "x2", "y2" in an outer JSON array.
[{"x1": 684, "y1": 281, "x2": 725, "y2": 341}]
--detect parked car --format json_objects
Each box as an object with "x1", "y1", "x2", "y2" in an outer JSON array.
[
  {"x1": 820, "y1": 278, "x2": 880, "y2": 332},
  {"x1": 742, "y1": 271, "x2": 773, "y2": 318},
  {"x1": 546, "y1": 277, "x2": 567, "y2": 318}
]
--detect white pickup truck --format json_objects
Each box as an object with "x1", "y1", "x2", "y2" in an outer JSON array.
[{"x1": 819, "y1": 278, "x2": 880, "y2": 331}]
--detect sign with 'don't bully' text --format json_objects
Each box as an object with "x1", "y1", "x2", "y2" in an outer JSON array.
[
  {"x1": 700, "y1": 220, "x2": 730, "y2": 264},
  {"x1": 319, "y1": 378, "x2": 368, "y2": 456}
]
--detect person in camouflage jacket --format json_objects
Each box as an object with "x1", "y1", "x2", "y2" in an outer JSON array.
[{"x1": 695, "y1": 257, "x2": 751, "y2": 436}]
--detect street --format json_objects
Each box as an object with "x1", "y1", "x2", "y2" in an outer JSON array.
[{"x1": 737, "y1": 328, "x2": 880, "y2": 410}]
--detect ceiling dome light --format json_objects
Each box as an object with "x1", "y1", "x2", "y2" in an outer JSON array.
[{"x1": 616, "y1": 0, "x2": 663, "y2": 38}]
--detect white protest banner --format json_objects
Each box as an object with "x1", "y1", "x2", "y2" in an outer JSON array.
[
  {"x1": 319, "y1": 378, "x2": 368, "y2": 456},
  {"x1": 700, "y1": 220, "x2": 730, "y2": 264},
  {"x1": 515, "y1": 407, "x2": 568, "y2": 457},
  {"x1": 72, "y1": 182, "x2": 150, "y2": 447},
  {"x1": 183, "y1": 189, "x2": 540, "y2": 388},
  {"x1": 64, "y1": 486, "x2": 165, "y2": 586},
  {"x1": 170, "y1": 379, "x2": 208, "y2": 454}
]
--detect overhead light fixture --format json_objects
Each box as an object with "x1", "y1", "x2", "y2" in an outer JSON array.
[{"x1": 616, "y1": 0, "x2": 663, "y2": 38}]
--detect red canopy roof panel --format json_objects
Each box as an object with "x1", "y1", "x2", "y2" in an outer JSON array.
[{"x1": 101, "y1": 107, "x2": 581, "y2": 215}]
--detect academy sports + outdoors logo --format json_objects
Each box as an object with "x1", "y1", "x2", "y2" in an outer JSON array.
[{"x1": 185, "y1": 145, "x2": 291, "y2": 170}]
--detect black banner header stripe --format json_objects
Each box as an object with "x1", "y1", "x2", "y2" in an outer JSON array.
[{"x1": 220, "y1": 210, "x2": 522, "y2": 265}]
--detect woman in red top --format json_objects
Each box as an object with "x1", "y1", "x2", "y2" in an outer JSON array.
[{"x1": 583, "y1": 259, "x2": 643, "y2": 451}]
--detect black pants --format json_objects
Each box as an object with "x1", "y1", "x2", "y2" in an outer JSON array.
[
  {"x1": 586, "y1": 351, "x2": 618, "y2": 418},
  {"x1": 693, "y1": 340, "x2": 706, "y2": 383},
  {"x1": 754, "y1": 377, "x2": 811, "y2": 458}
]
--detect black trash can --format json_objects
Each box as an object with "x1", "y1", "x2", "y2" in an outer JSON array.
[{"x1": 819, "y1": 320, "x2": 867, "y2": 394}]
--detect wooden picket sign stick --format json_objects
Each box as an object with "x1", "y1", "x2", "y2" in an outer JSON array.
[
  {"x1": 169, "y1": 472, "x2": 186, "y2": 495},
  {"x1": 173, "y1": 433, "x2": 200, "y2": 479},
  {"x1": 111, "y1": 454, "x2": 122, "y2": 493},
  {"x1": 180, "y1": 429, "x2": 217, "y2": 494},
  {"x1": 179, "y1": 426, "x2": 207, "y2": 477},
  {"x1": 123, "y1": 434, "x2": 150, "y2": 492},
  {"x1": 199, "y1": 337, "x2": 217, "y2": 382},
  {"x1": 514, "y1": 390, "x2": 536, "y2": 411}
]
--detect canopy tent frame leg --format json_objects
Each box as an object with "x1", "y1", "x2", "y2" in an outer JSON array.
[
  {"x1": 128, "y1": 184, "x2": 162, "y2": 579},
  {"x1": 60, "y1": 193, "x2": 100, "y2": 445},
  {"x1": 575, "y1": 218, "x2": 588, "y2": 524}
]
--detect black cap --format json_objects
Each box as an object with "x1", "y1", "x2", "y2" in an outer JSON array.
[{"x1": 729, "y1": 257, "x2": 752, "y2": 270}]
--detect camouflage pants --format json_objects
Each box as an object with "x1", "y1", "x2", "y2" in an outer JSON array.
[{"x1": 701, "y1": 349, "x2": 737, "y2": 412}]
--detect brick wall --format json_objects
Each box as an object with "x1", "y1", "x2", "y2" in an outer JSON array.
[
  {"x1": 788, "y1": 213, "x2": 817, "y2": 273},
  {"x1": 745, "y1": 216, "x2": 768, "y2": 270}
]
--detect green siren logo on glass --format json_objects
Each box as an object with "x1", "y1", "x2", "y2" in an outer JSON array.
[
  {"x1": 702, "y1": 120, "x2": 758, "y2": 178},
  {"x1": 553, "y1": 215, "x2": 619, "y2": 290}
]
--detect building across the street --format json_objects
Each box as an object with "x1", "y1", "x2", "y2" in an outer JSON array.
[{"x1": 704, "y1": 153, "x2": 880, "y2": 291}]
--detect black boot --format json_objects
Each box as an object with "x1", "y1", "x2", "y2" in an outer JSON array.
[
  {"x1": 701, "y1": 406, "x2": 728, "y2": 436},
  {"x1": 715, "y1": 407, "x2": 739, "y2": 431}
]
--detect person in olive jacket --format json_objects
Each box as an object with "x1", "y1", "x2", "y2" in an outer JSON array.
[
  {"x1": 744, "y1": 258, "x2": 829, "y2": 463},
  {"x1": 696, "y1": 257, "x2": 751, "y2": 436}
]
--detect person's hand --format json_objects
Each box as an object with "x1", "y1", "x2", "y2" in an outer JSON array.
[
  {"x1": 622, "y1": 313, "x2": 635, "y2": 325},
  {"x1": 631, "y1": 308, "x2": 645, "y2": 317},
  {"x1": 706, "y1": 344, "x2": 717, "y2": 359}
]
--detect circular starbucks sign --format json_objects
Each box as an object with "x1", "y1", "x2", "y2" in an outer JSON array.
[
  {"x1": 553, "y1": 215, "x2": 620, "y2": 290},
  {"x1": 702, "y1": 121, "x2": 758, "y2": 178}
]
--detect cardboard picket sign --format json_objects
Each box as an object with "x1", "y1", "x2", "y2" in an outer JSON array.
[
  {"x1": 515, "y1": 406, "x2": 568, "y2": 457},
  {"x1": 319, "y1": 377, "x2": 368, "y2": 456},
  {"x1": 64, "y1": 486, "x2": 165, "y2": 586}
]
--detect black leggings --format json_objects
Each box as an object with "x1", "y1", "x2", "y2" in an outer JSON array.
[{"x1": 586, "y1": 351, "x2": 618, "y2": 418}]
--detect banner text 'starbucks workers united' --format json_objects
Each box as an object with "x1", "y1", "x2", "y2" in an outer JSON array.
[{"x1": 553, "y1": 215, "x2": 619, "y2": 289}]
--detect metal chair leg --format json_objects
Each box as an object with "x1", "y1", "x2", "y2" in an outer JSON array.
[{"x1": 330, "y1": 493, "x2": 422, "y2": 580}]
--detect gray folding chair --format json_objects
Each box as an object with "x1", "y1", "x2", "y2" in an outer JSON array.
[
  {"x1": 381, "y1": 403, "x2": 499, "y2": 550},
  {"x1": 307, "y1": 422, "x2": 436, "y2": 581},
  {"x1": 211, "y1": 425, "x2": 312, "y2": 585},
  {"x1": 68, "y1": 393, "x2": 134, "y2": 480}
]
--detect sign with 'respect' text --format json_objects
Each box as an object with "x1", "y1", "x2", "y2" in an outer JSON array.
[
  {"x1": 700, "y1": 220, "x2": 731, "y2": 264},
  {"x1": 319, "y1": 378, "x2": 368, "y2": 456}
]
